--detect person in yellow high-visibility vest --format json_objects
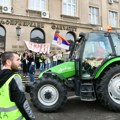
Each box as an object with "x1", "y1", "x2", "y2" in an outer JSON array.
[{"x1": 0, "y1": 51, "x2": 36, "y2": 120}]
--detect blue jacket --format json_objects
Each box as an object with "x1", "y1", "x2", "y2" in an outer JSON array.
[{"x1": 29, "y1": 64, "x2": 35, "y2": 74}]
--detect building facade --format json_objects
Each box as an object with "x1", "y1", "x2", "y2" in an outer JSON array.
[{"x1": 0, "y1": 0, "x2": 119, "y2": 52}]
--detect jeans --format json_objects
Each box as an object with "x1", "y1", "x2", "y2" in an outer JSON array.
[
  {"x1": 46, "y1": 63, "x2": 51, "y2": 69},
  {"x1": 39, "y1": 62, "x2": 44, "y2": 72},
  {"x1": 52, "y1": 61, "x2": 57, "y2": 67},
  {"x1": 29, "y1": 74, "x2": 34, "y2": 82}
]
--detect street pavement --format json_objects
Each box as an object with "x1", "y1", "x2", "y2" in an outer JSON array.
[{"x1": 26, "y1": 93, "x2": 120, "y2": 120}]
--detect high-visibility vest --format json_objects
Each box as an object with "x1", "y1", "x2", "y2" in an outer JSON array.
[
  {"x1": 0, "y1": 74, "x2": 26, "y2": 120},
  {"x1": 39, "y1": 58, "x2": 42, "y2": 62}
]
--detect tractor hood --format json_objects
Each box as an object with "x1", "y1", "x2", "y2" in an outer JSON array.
[{"x1": 38, "y1": 61, "x2": 75, "y2": 78}]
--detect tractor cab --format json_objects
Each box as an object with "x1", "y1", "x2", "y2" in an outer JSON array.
[{"x1": 71, "y1": 32, "x2": 120, "y2": 79}]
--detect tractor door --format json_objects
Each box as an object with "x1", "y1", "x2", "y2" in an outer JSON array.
[{"x1": 81, "y1": 32, "x2": 113, "y2": 78}]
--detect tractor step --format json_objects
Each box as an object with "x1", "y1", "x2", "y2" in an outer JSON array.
[{"x1": 80, "y1": 80, "x2": 96, "y2": 101}]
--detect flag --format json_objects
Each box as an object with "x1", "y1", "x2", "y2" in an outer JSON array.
[{"x1": 52, "y1": 33, "x2": 70, "y2": 50}]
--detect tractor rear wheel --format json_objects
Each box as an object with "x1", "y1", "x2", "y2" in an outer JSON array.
[
  {"x1": 30, "y1": 76, "x2": 67, "y2": 112},
  {"x1": 96, "y1": 65, "x2": 120, "y2": 112}
]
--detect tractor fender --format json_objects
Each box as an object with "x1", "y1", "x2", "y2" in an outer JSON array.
[
  {"x1": 25, "y1": 72, "x2": 67, "y2": 93},
  {"x1": 95, "y1": 57, "x2": 120, "y2": 79},
  {"x1": 42, "y1": 71, "x2": 67, "y2": 82}
]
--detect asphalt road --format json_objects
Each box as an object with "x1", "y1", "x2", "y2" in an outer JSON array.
[{"x1": 26, "y1": 93, "x2": 120, "y2": 120}]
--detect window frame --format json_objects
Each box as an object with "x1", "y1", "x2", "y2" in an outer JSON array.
[
  {"x1": 0, "y1": 0, "x2": 11, "y2": 7},
  {"x1": 62, "y1": 0, "x2": 76, "y2": 16},
  {"x1": 0, "y1": 25, "x2": 6, "y2": 51},
  {"x1": 108, "y1": 10, "x2": 118, "y2": 27},
  {"x1": 30, "y1": 28, "x2": 45, "y2": 43},
  {"x1": 89, "y1": 6, "x2": 99, "y2": 25},
  {"x1": 28, "y1": 0, "x2": 46, "y2": 11}
]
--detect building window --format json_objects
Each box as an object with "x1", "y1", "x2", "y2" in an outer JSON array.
[
  {"x1": 63, "y1": 0, "x2": 76, "y2": 16},
  {"x1": 28, "y1": 0, "x2": 46, "y2": 11},
  {"x1": 0, "y1": 26, "x2": 5, "y2": 51},
  {"x1": 109, "y1": 11, "x2": 118, "y2": 27},
  {"x1": 0, "y1": 0, "x2": 11, "y2": 7},
  {"x1": 89, "y1": 6, "x2": 99, "y2": 25},
  {"x1": 30, "y1": 29, "x2": 45, "y2": 43}
]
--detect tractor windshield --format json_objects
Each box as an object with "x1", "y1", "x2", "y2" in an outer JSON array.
[
  {"x1": 82, "y1": 32, "x2": 112, "y2": 77},
  {"x1": 111, "y1": 33, "x2": 120, "y2": 55}
]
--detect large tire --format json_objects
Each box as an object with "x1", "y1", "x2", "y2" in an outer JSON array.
[
  {"x1": 30, "y1": 76, "x2": 67, "y2": 112},
  {"x1": 96, "y1": 65, "x2": 120, "y2": 112}
]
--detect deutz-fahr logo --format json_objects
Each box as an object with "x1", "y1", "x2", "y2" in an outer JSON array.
[{"x1": 58, "y1": 66, "x2": 72, "y2": 73}]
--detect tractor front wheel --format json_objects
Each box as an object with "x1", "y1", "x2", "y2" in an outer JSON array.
[
  {"x1": 30, "y1": 76, "x2": 67, "y2": 112},
  {"x1": 96, "y1": 65, "x2": 120, "y2": 112}
]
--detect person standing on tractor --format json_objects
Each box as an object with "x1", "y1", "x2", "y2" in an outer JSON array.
[
  {"x1": 94, "y1": 42, "x2": 106, "y2": 59},
  {"x1": 0, "y1": 51, "x2": 36, "y2": 120}
]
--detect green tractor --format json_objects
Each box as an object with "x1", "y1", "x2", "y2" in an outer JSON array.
[{"x1": 27, "y1": 31, "x2": 120, "y2": 112}]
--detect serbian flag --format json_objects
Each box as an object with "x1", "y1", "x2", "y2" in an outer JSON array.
[{"x1": 52, "y1": 33, "x2": 70, "y2": 50}]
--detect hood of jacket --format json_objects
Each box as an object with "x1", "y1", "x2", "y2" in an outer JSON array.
[{"x1": 0, "y1": 69, "x2": 14, "y2": 88}]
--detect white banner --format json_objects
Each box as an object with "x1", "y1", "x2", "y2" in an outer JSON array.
[{"x1": 25, "y1": 41, "x2": 50, "y2": 53}]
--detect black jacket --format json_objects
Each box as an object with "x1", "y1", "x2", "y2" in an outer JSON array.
[{"x1": 0, "y1": 69, "x2": 36, "y2": 120}]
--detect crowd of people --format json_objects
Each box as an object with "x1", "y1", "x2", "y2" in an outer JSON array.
[{"x1": 17, "y1": 50, "x2": 69, "y2": 83}]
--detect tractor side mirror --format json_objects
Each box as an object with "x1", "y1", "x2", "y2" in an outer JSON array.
[
  {"x1": 79, "y1": 32, "x2": 85, "y2": 37},
  {"x1": 68, "y1": 40, "x2": 74, "y2": 51}
]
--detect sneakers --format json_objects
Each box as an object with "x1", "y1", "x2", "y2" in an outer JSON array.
[{"x1": 23, "y1": 75, "x2": 28, "y2": 77}]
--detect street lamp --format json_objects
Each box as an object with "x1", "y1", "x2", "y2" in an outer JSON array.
[{"x1": 16, "y1": 25, "x2": 21, "y2": 41}]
